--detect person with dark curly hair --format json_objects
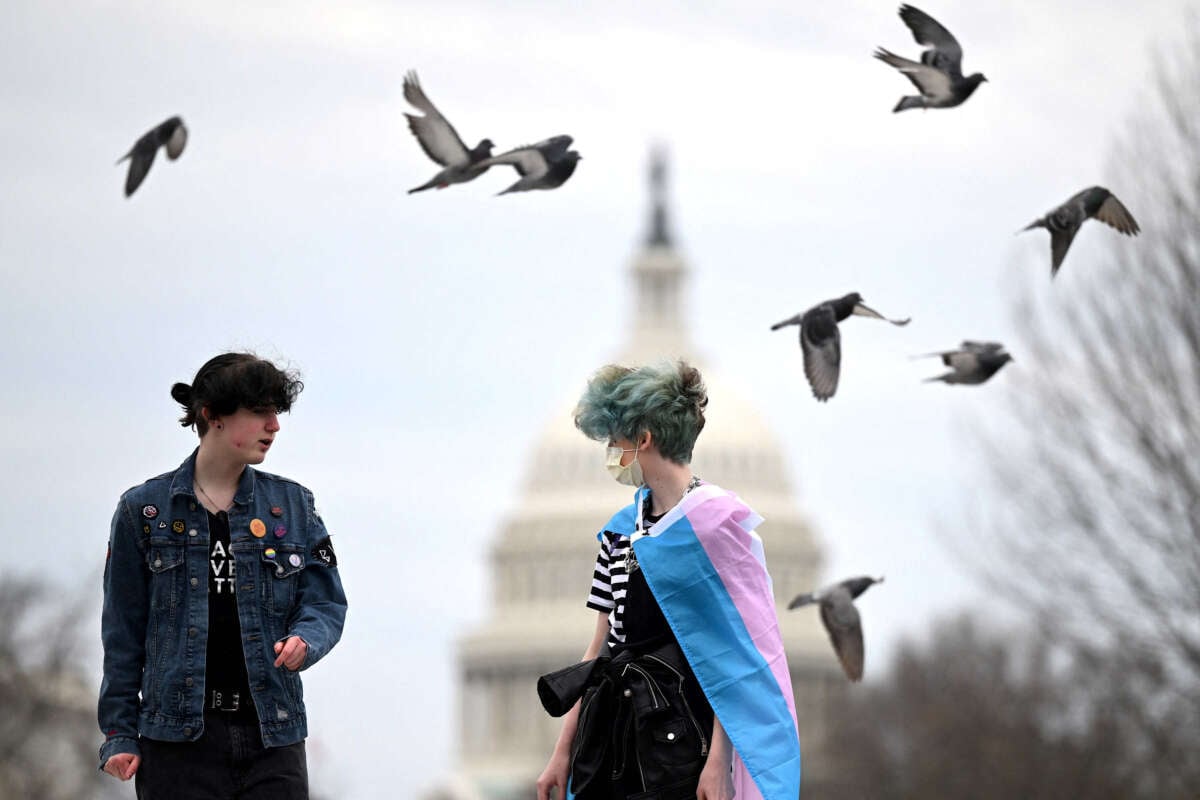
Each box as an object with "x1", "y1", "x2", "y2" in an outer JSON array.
[
  {"x1": 98, "y1": 352, "x2": 347, "y2": 800},
  {"x1": 536, "y1": 361, "x2": 801, "y2": 800}
]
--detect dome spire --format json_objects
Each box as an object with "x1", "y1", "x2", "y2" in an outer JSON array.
[
  {"x1": 626, "y1": 146, "x2": 689, "y2": 357},
  {"x1": 647, "y1": 146, "x2": 672, "y2": 247}
]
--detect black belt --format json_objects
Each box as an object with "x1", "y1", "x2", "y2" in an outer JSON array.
[{"x1": 207, "y1": 687, "x2": 244, "y2": 712}]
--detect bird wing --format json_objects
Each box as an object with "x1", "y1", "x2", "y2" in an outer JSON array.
[
  {"x1": 123, "y1": 146, "x2": 157, "y2": 197},
  {"x1": 165, "y1": 123, "x2": 187, "y2": 160},
  {"x1": 874, "y1": 49, "x2": 954, "y2": 102},
  {"x1": 477, "y1": 144, "x2": 551, "y2": 178},
  {"x1": 899, "y1": 4, "x2": 964, "y2": 74},
  {"x1": 821, "y1": 592, "x2": 866, "y2": 681},
  {"x1": 787, "y1": 591, "x2": 816, "y2": 610},
  {"x1": 943, "y1": 350, "x2": 981, "y2": 372},
  {"x1": 1049, "y1": 225, "x2": 1080, "y2": 276},
  {"x1": 770, "y1": 313, "x2": 803, "y2": 331},
  {"x1": 536, "y1": 135, "x2": 574, "y2": 162},
  {"x1": 961, "y1": 340, "x2": 1005, "y2": 353},
  {"x1": 1093, "y1": 194, "x2": 1140, "y2": 236},
  {"x1": 800, "y1": 308, "x2": 842, "y2": 401},
  {"x1": 402, "y1": 71, "x2": 471, "y2": 167}
]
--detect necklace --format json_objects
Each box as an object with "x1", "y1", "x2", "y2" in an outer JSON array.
[
  {"x1": 629, "y1": 476, "x2": 702, "y2": 575},
  {"x1": 646, "y1": 475, "x2": 701, "y2": 517},
  {"x1": 194, "y1": 478, "x2": 234, "y2": 512}
]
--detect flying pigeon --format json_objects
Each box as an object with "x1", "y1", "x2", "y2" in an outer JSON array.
[
  {"x1": 789, "y1": 576, "x2": 884, "y2": 682},
  {"x1": 875, "y1": 4, "x2": 987, "y2": 112},
  {"x1": 1020, "y1": 186, "x2": 1140, "y2": 277},
  {"x1": 117, "y1": 116, "x2": 187, "y2": 197},
  {"x1": 402, "y1": 71, "x2": 495, "y2": 194},
  {"x1": 476, "y1": 135, "x2": 581, "y2": 195},
  {"x1": 770, "y1": 293, "x2": 911, "y2": 402},
  {"x1": 919, "y1": 340, "x2": 1012, "y2": 385}
]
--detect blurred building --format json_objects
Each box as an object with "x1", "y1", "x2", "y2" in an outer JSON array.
[{"x1": 425, "y1": 150, "x2": 842, "y2": 800}]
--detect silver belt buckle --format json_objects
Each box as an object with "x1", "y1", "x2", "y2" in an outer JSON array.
[{"x1": 210, "y1": 690, "x2": 240, "y2": 712}]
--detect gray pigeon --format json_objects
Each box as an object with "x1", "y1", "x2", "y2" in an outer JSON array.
[
  {"x1": 770, "y1": 293, "x2": 911, "y2": 402},
  {"x1": 919, "y1": 340, "x2": 1012, "y2": 384},
  {"x1": 476, "y1": 135, "x2": 581, "y2": 195},
  {"x1": 789, "y1": 576, "x2": 884, "y2": 682},
  {"x1": 403, "y1": 71, "x2": 495, "y2": 194},
  {"x1": 117, "y1": 116, "x2": 187, "y2": 197},
  {"x1": 1020, "y1": 186, "x2": 1140, "y2": 277},
  {"x1": 875, "y1": 5, "x2": 987, "y2": 112}
]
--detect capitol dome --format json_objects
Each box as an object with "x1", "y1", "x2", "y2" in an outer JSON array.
[{"x1": 433, "y1": 151, "x2": 844, "y2": 800}]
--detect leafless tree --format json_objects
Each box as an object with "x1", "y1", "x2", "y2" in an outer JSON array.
[
  {"x1": 0, "y1": 573, "x2": 109, "y2": 800},
  {"x1": 956, "y1": 19, "x2": 1200, "y2": 797},
  {"x1": 815, "y1": 614, "x2": 1155, "y2": 800}
]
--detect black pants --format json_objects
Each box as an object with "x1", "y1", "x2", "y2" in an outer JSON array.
[{"x1": 135, "y1": 714, "x2": 307, "y2": 800}]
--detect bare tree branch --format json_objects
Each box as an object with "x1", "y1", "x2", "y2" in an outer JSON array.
[{"x1": 957, "y1": 18, "x2": 1200, "y2": 794}]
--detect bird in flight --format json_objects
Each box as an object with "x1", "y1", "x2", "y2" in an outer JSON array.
[
  {"x1": 789, "y1": 576, "x2": 885, "y2": 682},
  {"x1": 918, "y1": 340, "x2": 1013, "y2": 385},
  {"x1": 1020, "y1": 186, "x2": 1140, "y2": 277},
  {"x1": 117, "y1": 116, "x2": 187, "y2": 197},
  {"x1": 875, "y1": 4, "x2": 987, "y2": 112},
  {"x1": 402, "y1": 71, "x2": 495, "y2": 194},
  {"x1": 771, "y1": 293, "x2": 911, "y2": 402},
  {"x1": 476, "y1": 135, "x2": 581, "y2": 195}
]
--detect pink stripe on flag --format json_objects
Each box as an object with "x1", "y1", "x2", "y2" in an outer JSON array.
[{"x1": 683, "y1": 495, "x2": 798, "y2": 726}]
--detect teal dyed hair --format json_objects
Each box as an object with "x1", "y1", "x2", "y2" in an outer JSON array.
[{"x1": 574, "y1": 360, "x2": 708, "y2": 464}]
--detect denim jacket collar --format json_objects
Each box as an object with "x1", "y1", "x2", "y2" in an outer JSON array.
[{"x1": 167, "y1": 448, "x2": 257, "y2": 506}]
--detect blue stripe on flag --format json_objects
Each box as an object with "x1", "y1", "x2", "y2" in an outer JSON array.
[{"x1": 635, "y1": 514, "x2": 801, "y2": 800}]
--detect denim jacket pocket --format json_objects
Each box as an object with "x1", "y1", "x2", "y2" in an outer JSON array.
[
  {"x1": 143, "y1": 541, "x2": 185, "y2": 707},
  {"x1": 263, "y1": 545, "x2": 305, "y2": 617},
  {"x1": 146, "y1": 541, "x2": 185, "y2": 612}
]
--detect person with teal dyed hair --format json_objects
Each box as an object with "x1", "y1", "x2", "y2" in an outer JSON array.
[{"x1": 535, "y1": 361, "x2": 801, "y2": 800}]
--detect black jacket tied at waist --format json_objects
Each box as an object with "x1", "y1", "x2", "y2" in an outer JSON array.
[{"x1": 538, "y1": 642, "x2": 713, "y2": 798}]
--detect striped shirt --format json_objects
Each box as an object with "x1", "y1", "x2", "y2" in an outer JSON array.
[
  {"x1": 586, "y1": 531, "x2": 633, "y2": 646},
  {"x1": 586, "y1": 512, "x2": 664, "y2": 649}
]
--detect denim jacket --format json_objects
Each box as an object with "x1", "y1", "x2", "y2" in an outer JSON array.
[{"x1": 98, "y1": 450, "x2": 348, "y2": 767}]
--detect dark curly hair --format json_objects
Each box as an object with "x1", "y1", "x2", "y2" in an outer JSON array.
[{"x1": 170, "y1": 353, "x2": 304, "y2": 436}]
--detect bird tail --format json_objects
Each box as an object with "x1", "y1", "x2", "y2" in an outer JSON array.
[
  {"x1": 1019, "y1": 218, "x2": 1044, "y2": 234},
  {"x1": 893, "y1": 95, "x2": 925, "y2": 113},
  {"x1": 922, "y1": 373, "x2": 952, "y2": 384},
  {"x1": 115, "y1": 150, "x2": 132, "y2": 166},
  {"x1": 770, "y1": 314, "x2": 802, "y2": 331}
]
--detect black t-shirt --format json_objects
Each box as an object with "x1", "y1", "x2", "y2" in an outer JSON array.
[
  {"x1": 205, "y1": 510, "x2": 255, "y2": 720},
  {"x1": 611, "y1": 507, "x2": 714, "y2": 724},
  {"x1": 616, "y1": 511, "x2": 675, "y2": 653}
]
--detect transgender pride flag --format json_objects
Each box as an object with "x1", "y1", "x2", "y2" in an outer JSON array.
[{"x1": 602, "y1": 482, "x2": 802, "y2": 800}]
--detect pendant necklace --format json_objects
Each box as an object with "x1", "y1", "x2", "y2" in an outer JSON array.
[{"x1": 194, "y1": 479, "x2": 234, "y2": 513}]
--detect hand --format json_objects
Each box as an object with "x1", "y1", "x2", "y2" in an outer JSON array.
[
  {"x1": 697, "y1": 758, "x2": 735, "y2": 800},
  {"x1": 102, "y1": 753, "x2": 140, "y2": 781},
  {"x1": 274, "y1": 636, "x2": 308, "y2": 670},
  {"x1": 535, "y1": 748, "x2": 570, "y2": 800}
]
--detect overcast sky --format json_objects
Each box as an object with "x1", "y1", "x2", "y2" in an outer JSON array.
[{"x1": 0, "y1": 1, "x2": 1190, "y2": 797}]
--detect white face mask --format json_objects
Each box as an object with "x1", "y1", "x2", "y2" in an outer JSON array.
[{"x1": 606, "y1": 445, "x2": 644, "y2": 487}]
